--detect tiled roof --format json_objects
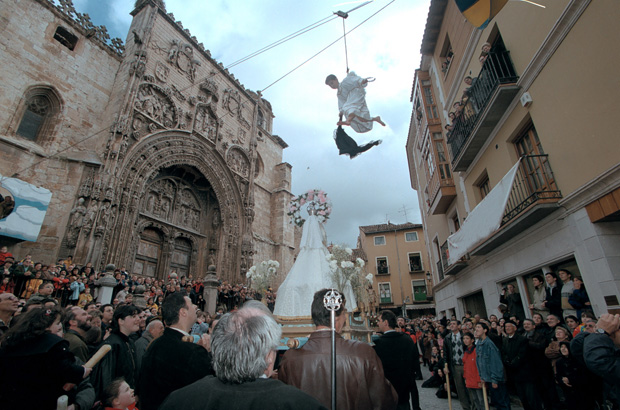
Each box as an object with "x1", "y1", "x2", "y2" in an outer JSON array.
[{"x1": 359, "y1": 222, "x2": 423, "y2": 235}]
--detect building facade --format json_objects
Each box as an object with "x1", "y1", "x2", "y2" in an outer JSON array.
[
  {"x1": 357, "y1": 222, "x2": 434, "y2": 317},
  {"x1": 0, "y1": 0, "x2": 296, "y2": 281},
  {"x1": 407, "y1": 0, "x2": 620, "y2": 319}
]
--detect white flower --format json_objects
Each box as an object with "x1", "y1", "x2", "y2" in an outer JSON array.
[
  {"x1": 356, "y1": 258, "x2": 365, "y2": 267},
  {"x1": 345, "y1": 248, "x2": 353, "y2": 255},
  {"x1": 329, "y1": 260, "x2": 338, "y2": 270},
  {"x1": 268, "y1": 267, "x2": 276, "y2": 275},
  {"x1": 366, "y1": 273, "x2": 374, "y2": 283},
  {"x1": 246, "y1": 271, "x2": 252, "y2": 278},
  {"x1": 340, "y1": 261, "x2": 354, "y2": 269}
]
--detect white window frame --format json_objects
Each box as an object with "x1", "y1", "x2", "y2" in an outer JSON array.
[
  {"x1": 378, "y1": 282, "x2": 392, "y2": 304},
  {"x1": 376, "y1": 257, "x2": 389, "y2": 275},
  {"x1": 374, "y1": 235, "x2": 386, "y2": 246},
  {"x1": 405, "y1": 231, "x2": 419, "y2": 242},
  {"x1": 408, "y1": 252, "x2": 423, "y2": 272}
]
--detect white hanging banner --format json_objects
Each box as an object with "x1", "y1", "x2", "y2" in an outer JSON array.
[{"x1": 447, "y1": 159, "x2": 521, "y2": 265}]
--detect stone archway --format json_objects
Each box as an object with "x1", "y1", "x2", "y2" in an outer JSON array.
[{"x1": 101, "y1": 131, "x2": 246, "y2": 281}]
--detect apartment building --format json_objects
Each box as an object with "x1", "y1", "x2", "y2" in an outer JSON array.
[
  {"x1": 407, "y1": 0, "x2": 620, "y2": 319},
  {"x1": 358, "y1": 222, "x2": 434, "y2": 316}
]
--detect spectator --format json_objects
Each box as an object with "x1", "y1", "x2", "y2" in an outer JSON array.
[
  {"x1": 461, "y1": 331, "x2": 483, "y2": 410},
  {"x1": 279, "y1": 288, "x2": 397, "y2": 410},
  {"x1": 69, "y1": 274, "x2": 85, "y2": 306},
  {"x1": 137, "y1": 293, "x2": 213, "y2": 410},
  {"x1": 500, "y1": 284, "x2": 526, "y2": 322},
  {"x1": 63, "y1": 306, "x2": 93, "y2": 362},
  {"x1": 0, "y1": 293, "x2": 18, "y2": 336},
  {"x1": 374, "y1": 310, "x2": 421, "y2": 410},
  {"x1": 564, "y1": 315, "x2": 580, "y2": 338},
  {"x1": 0, "y1": 306, "x2": 92, "y2": 410},
  {"x1": 582, "y1": 313, "x2": 620, "y2": 407},
  {"x1": 501, "y1": 320, "x2": 542, "y2": 410},
  {"x1": 474, "y1": 322, "x2": 510, "y2": 410},
  {"x1": 91, "y1": 304, "x2": 141, "y2": 397},
  {"x1": 529, "y1": 274, "x2": 549, "y2": 319},
  {"x1": 558, "y1": 269, "x2": 577, "y2": 318},
  {"x1": 444, "y1": 319, "x2": 473, "y2": 410},
  {"x1": 545, "y1": 326, "x2": 572, "y2": 373},
  {"x1": 160, "y1": 305, "x2": 326, "y2": 410},
  {"x1": 0, "y1": 246, "x2": 13, "y2": 265},
  {"x1": 134, "y1": 318, "x2": 164, "y2": 371},
  {"x1": 543, "y1": 272, "x2": 562, "y2": 320},
  {"x1": 100, "y1": 377, "x2": 138, "y2": 410},
  {"x1": 568, "y1": 276, "x2": 591, "y2": 319},
  {"x1": 555, "y1": 341, "x2": 591, "y2": 410}
]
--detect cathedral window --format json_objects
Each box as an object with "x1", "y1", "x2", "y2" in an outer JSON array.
[{"x1": 15, "y1": 87, "x2": 62, "y2": 142}]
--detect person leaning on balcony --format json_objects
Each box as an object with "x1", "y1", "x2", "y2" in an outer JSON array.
[
  {"x1": 500, "y1": 284, "x2": 526, "y2": 322},
  {"x1": 529, "y1": 274, "x2": 549, "y2": 320}
]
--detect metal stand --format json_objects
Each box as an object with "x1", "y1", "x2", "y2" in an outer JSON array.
[{"x1": 324, "y1": 289, "x2": 342, "y2": 410}]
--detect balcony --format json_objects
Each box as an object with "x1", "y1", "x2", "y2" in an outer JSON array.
[
  {"x1": 428, "y1": 168, "x2": 457, "y2": 215},
  {"x1": 472, "y1": 155, "x2": 562, "y2": 255},
  {"x1": 436, "y1": 260, "x2": 444, "y2": 282},
  {"x1": 441, "y1": 240, "x2": 468, "y2": 275},
  {"x1": 377, "y1": 265, "x2": 390, "y2": 275},
  {"x1": 448, "y1": 49, "x2": 520, "y2": 172}
]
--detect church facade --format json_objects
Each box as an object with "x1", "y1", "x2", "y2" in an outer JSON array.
[{"x1": 0, "y1": 0, "x2": 297, "y2": 281}]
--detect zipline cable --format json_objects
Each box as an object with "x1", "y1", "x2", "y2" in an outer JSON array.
[
  {"x1": 9, "y1": 2, "x2": 384, "y2": 177},
  {"x1": 260, "y1": 0, "x2": 396, "y2": 93}
]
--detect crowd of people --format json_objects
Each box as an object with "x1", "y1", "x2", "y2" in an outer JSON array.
[{"x1": 0, "y1": 243, "x2": 618, "y2": 410}]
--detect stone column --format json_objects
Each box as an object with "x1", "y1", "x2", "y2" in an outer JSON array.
[
  {"x1": 133, "y1": 284, "x2": 146, "y2": 309},
  {"x1": 96, "y1": 264, "x2": 118, "y2": 304},
  {"x1": 202, "y1": 265, "x2": 219, "y2": 315}
]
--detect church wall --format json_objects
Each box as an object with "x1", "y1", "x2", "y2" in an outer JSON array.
[{"x1": 0, "y1": 0, "x2": 121, "y2": 262}]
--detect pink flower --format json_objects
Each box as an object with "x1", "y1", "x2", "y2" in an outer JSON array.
[
  {"x1": 318, "y1": 210, "x2": 325, "y2": 215},
  {"x1": 307, "y1": 192, "x2": 314, "y2": 201},
  {"x1": 300, "y1": 198, "x2": 306, "y2": 205}
]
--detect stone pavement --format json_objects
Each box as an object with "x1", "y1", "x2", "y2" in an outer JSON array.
[{"x1": 414, "y1": 364, "x2": 525, "y2": 410}]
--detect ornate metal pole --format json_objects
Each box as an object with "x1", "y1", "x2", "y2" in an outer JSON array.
[{"x1": 324, "y1": 289, "x2": 342, "y2": 410}]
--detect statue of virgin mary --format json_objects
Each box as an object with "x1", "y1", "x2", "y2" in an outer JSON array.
[{"x1": 273, "y1": 207, "x2": 357, "y2": 320}]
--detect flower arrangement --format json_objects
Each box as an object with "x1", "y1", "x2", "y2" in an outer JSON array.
[
  {"x1": 287, "y1": 189, "x2": 332, "y2": 227},
  {"x1": 246, "y1": 260, "x2": 280, "y2": 294},
  {"x1": 326, "y1": 245, "x2": 373, "y2": 310}
]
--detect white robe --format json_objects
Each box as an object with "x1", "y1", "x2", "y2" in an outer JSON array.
[
  {"x1": 273, "y1": 214, "x2": 357, "y2": 319},
  {"x1": 338, "y1": 71, "x2": 373, "y2": 133}
]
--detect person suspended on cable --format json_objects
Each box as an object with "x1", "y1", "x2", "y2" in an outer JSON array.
[{"x1": 325, "y1": 71, "x2": 385, "y2": 133}]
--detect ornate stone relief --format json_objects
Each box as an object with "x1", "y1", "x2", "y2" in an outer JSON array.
[
  {"x1": 133, "y1": 83, "x2": 178, "y2": 136},
  {"x1": 143, "y1": 178, "x2": 202, "y2": 231},
  {"x1": 155, "y1": 62, "x2": 169, "y2": 83},
  {"x1": 226, "y1": 147, "x2": 250, "y2": 179},
  {"x1": 129, "y1": 50, "x2": 147, "y2": 78},
  {"x1": 168, "y1": 40, "x2": 200, "y2": 82},
  {"x1": 193, "y1": 103, "x2": 219, "y2": 142}
]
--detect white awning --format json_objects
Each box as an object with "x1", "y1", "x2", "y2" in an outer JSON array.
[{"x1": 447, "y1": 159, "x2": 521, "y2": 265}]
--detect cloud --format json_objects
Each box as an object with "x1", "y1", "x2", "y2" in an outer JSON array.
[{"x1": 76, "y1": 0, "x2": 428, "y2": 247}]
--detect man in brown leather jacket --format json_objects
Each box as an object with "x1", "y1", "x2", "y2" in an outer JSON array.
[{"x1": 278, "y1": 288, "x2": 397, "y2": 410}]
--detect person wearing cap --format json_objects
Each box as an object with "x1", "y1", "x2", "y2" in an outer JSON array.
[{"x1": 501, "y1": 319, "x2": 542, "y2": 409}]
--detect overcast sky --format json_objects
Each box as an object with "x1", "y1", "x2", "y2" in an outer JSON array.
[{"x1": 73, "y1": 0, "x2": 430, "y2": 247}]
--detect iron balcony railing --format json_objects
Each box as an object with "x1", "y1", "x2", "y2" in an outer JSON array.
[
  {"x1": 436, "y1": 260, "x2": 444, "y2": 282},
  {"x1": 502, "y1": 155, "x2": 562, "y2": 225},
  {"x1": 448, "y1": 49, "x2": 519, "y2": 162}
]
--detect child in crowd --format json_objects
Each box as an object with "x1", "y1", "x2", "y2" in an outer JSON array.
[{"x1": 101, "y1": 378, "x2": 138, "y2": 410}]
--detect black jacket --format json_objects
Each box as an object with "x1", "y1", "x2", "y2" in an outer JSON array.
[
  {"x1": 137, "y1": 327, "x2": 213, "y2": 410},
  {"x1": 373, "y1": 331, "x2": 417, "y2": 405},
  {"x1": 500, "y1": 333, "x2": 532, "y2": 382},
  {"x1": 91, "y1": 330, "x2": 138, "y2": 399}
]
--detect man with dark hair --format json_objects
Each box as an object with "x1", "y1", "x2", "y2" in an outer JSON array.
[
  {"x1": 137, "y1": 292, "x2": 213, "y2": 410},
  {"x1": 474, "y1": 322, "x2": 510, "y2": 410},
  {"x1": 444, "y1": 319, "x2": 472, "y2": 410},
  {"x1": 543, "y1": 272, "x2": 562, "y2": 320},
  {"x1": 279, "y1": 288, "x2": 397, "y2": 410},
  {"x1": 100, "y1": 303, "x2": 114, "y2": 332},
  {"x1": 91, "y1": 304, "x2": 141, "y2": 398},
  {"x1": 374, "y1": 310, "x2": 421, "y2": 410},
  {"x1": 63, "y1": 306, "x2": 92, "y2": 362},
  {"x1": 160, "y1": 305, "x2": 326, "y2": 410},
  {"x1": 558, "y1": 269, "x2": 576, "y2": 318},
  {"x1": 501, "y1": 320, "x2": 541, "y2": 410}
]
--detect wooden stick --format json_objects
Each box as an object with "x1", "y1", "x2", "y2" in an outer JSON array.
[
  {"x1": 482, "y1": 382, "x2": 490, "y2": 410},
  {"x1": 84, "y1": 344, "x2": 112, "y2": 368},
  {"x1": 445, "y1": 363, "x2": 452, "y2": 410}
]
